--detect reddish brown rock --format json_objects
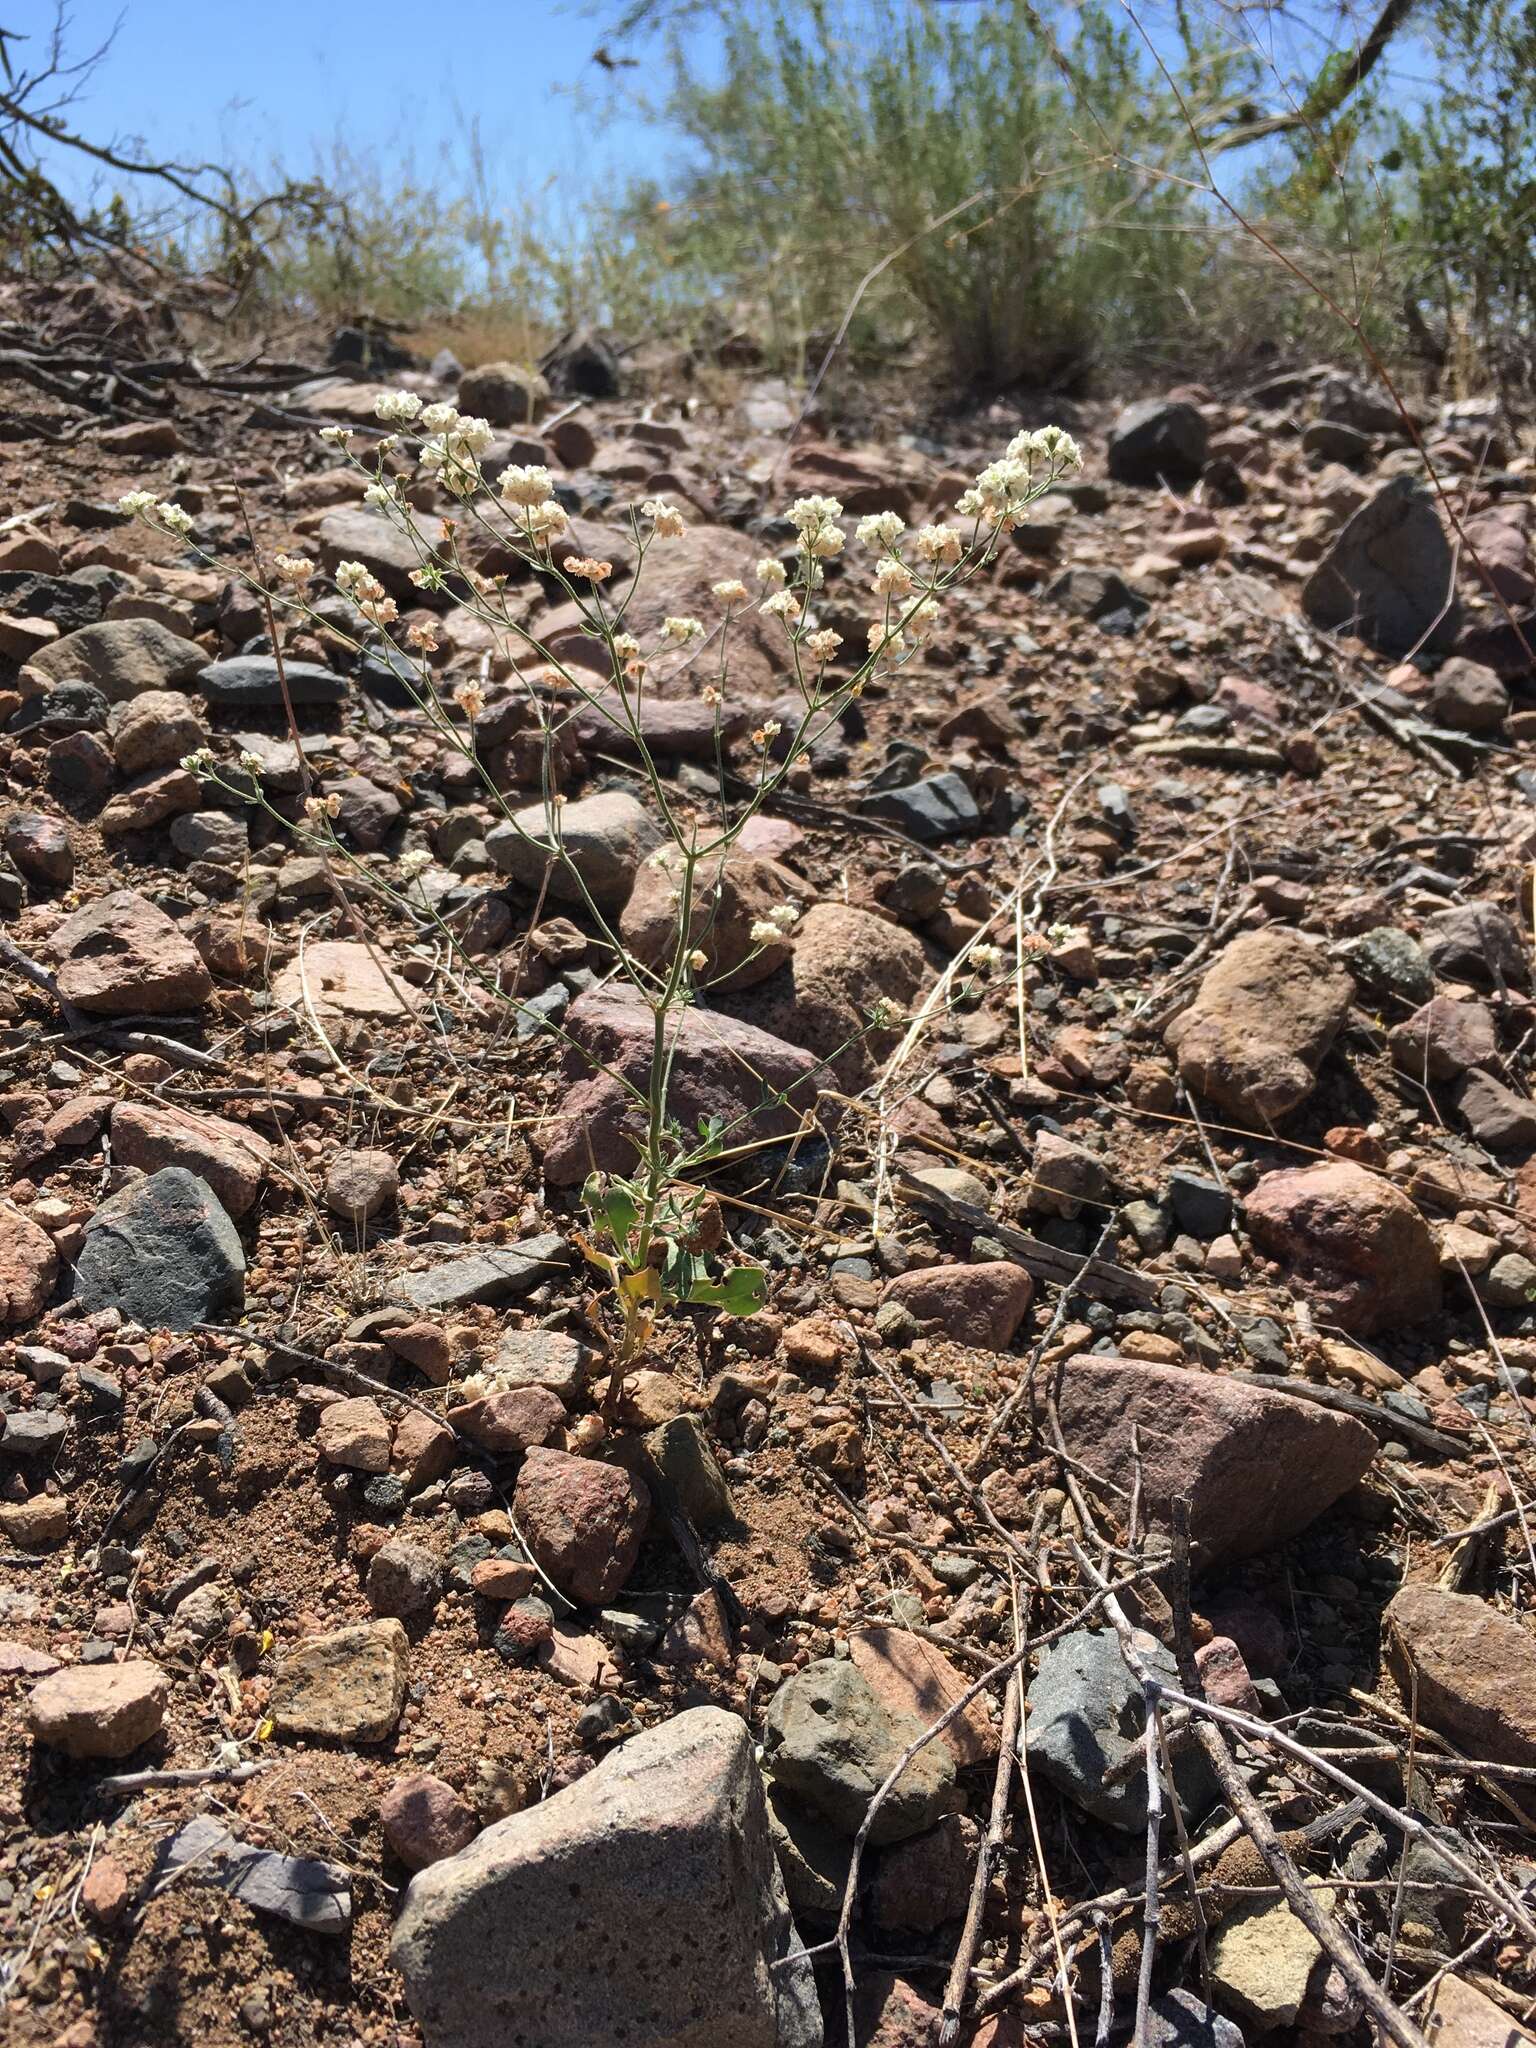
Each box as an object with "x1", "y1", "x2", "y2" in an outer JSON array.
[
  {"x1": 108, "y1": 688, "x2": 209, "y2": 776},
  {"x1": 1386, "y1": 1584, "x2": 1536, "y2": 1765},
  {"x1": 1422, "y1": 1973, "x2": 1536, "y2": 2048},
  {"x1": 28, "y1": 1659, "x2": 169, "y2": 1758},
  {"x1": 539, "y1": 984, "x2": 818, "y2": 1187},
  {"x1": 871, "y1": 1814, "x2": 979, "y2": 1933},
  {"x1": 381, "y1": 1772, "x2": 479, "y2": 1871},
  {"x1": 324, "y1": 1147, "x2": 400, "y2": 1224},
  {"x1": 729, "y1": 899, "x2": 927, "y2": 1088},
  {"x1": 1041, "y1": 1356, "x2": 1376, "y2": 1564},
  {"x1": 1243, "y1": 1159, "x2": 1442, "y2": 1334},
  {"x1": 3, "y1": 810, "x2": 73, "y2": 889},
  {"x1": 79, "y1": 1855, "x2": 133, "y2": 1924},
  {"x1": 849, "y1": 1626, "x2": 996, "y2": 1767},
  {"x1": 51, "y1": 889, "x2": 213, "y2": 1016},
  {"x1": 316, "y1": 1396, "x2": 392, "y2": 1473},
  {"x1": 1194, "y1": 1635, "x2": 1262, "y2": 1713},
  {"x1": 111, "y1": 1102, "x2": 271, "y2": 1217},
  {"x1": 880, "y1": 1262, "x2": 1033, "y2": 1349},
  {"x1": 619, "y1": 845, "x2": 802, "y2": 991},
  {"x1": 1164, "y1": 928, "x2": 1354, "y2": 1123},
  {"x1": 391, "y1": 1410, "x2": 456, "y2": 1490},
  {"x1": 451, "y1": 1384, "x2": 566, "y2": 1455},
  {"x1": 513, "y1": 1447, "x2": 649, "y2": 1605},
  {"x1": 1, "y1": 1203, "x2": 58, "y2": 1324},
  {"x1": 1388, "y1": 995, "x2": 1497, "y2": 1084}
]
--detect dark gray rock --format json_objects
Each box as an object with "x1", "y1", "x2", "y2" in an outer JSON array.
[
  {"x1": 1301, "y1": 476, "x2": 1459, "y2": 655},
  {"x1": 1107, "y1": 399, "x2": 1208, "y2": 486},
  {"x1": 1167, "y1": 1170, "x2": 1231, "y2": 1241},
  {"x1": 1425, "y1": 902, "x2": 1527, "y2": 986},
  {"x1": 71, "y1": 1168, "x2": 245, "y2": 1330},
  {"x1": 762, "y1": 1658, "x2": 954, "y2": 1844},
  {"x1": 197, "y1": 657, "x2": 349, "y2": 708},
  {"x1": 1, "y1": 1410, "x2": 69, "y2": 1458},
  {"x1": 859, "y1": 772, "x2": 980, "y2": 842},
  {"x1": 7, "y1": 683, "x2": 110, "y2": 735},
  {"x1": 1147, "y1": 1989, "x2": 1245, "y2": 2048},
  {"x1": 1045, "y1": 566, "x2": 1151, "y2": 633},
  {"x1": 0, "y1": 571, "x2": 104, "y2": 633},
  {"x1": 645, "y1": 1413, "x2": 734, "y2": 1529},
  {"x1": 391, "y1": 1232, "x2": 568, "y2": 1311},
  {"x1": 1341, "y1": 926, "x2": 1436, "y2": 1007},
  {"x1": 392, "y1": 1706, "x2": 822, "y2": 2048},
  {"x1": 152, "y1": 1816, "x2": 351, "y2": 1934},
  {"x1": 1026, "y1": 1626, "x2": 1218, "y2": 1832}
]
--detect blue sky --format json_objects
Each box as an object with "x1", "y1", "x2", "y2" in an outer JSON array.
[
  {"x1": 19, "y1": 0, "x2": 1435, "y2": 226},
  {"x1": 20, "y1": 0, "x2": 696, "y2": 210}
]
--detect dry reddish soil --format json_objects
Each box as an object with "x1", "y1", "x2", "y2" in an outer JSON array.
[{"x1": 1, "y1": 278, "x2": 1535, "y2": 2048}]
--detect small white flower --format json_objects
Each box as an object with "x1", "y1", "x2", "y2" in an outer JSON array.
[
  {"x1": 643, "y1": 497, "x2": 686, "y2": 539},
  {"x1": 525, "y1": 499, "x2": 569, "y2": 543},
  {"x1": 304, "y1": 792, "x2": 343, "y2": 820},
  {"x1": 971, "y1": 942, "x2": 1003, "y2": 971},
  {"x1": 755, "y1": 557, "x2": 788, "y2": 589},
  {"x1": 805, "y1": 628, "x2": 842, "y2": 664},
  {"x1": 760, "y1": 590, "x2": 801, "y2": 621},
  {"x1": 712, "y1": 579, "x2": 749, "y2": 607},
  {"x1": 318, "y1": 424, "x2": 351, "y2": 447},
  {"x1": 660, "y1": 615, "x2": 705, "y2": 645},
  {"x1": 273, "y1": 553, "x2": 314, "y2": 585},
  {"x1": 856, "y1": 511, "x2": 906, "y2": 550},
  {"x1": 375, "y1": 390, "x2": 424, "y2": 424},
  {"x1": 419, "y1": 402, "x2": 460, "y2": 432},
  {"x1": 236, "y1": 750, "x2": 265, "y2": 777},
  {"x1": 688, "y1": 949, "x2": 709, "y2": 973},
  {"x1": 908, "y1": 597, "x2": 942, "y2": 642},
  {"x1": 767, "y1": 901, "x2": 799, "y2": 932},
  {"x1": 116, "y1": 490, "x2": 158, "y2": 519},
  {"x1": 500, "y1": 463, "x2": 555, "y2": 508},
  {"x1": 398, "y1": 847, "x2": 433, "y2": 876},
  {"x1": 180, "y1": 747, "x2": 216, "y2": 775},
  {"x1": 873, "y1": 555, "x2": 914, "y2": 599},
  {"x1": 453, "y1": 680, "x2": 487, "y2": 719},
  {"x1": 363, "y1": 481, "x2": 395, "y2": 509},
  {"x1": 749, "y1": 919, "x2": 784, "y2": 947},
  {"x1": 914, "y1": 523, "x2": 962, "y2": 565},
  {"x1": 786, "y1": 493, "x2": 843, "y2": 534}
]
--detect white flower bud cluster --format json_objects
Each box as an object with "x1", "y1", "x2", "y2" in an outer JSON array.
[{"x1": 117, "y1": 492, "x2": 194, "y2": 538}]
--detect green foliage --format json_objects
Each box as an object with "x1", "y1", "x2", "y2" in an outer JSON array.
[
  {"x1": 643, "y1": 0, "x2": 1251, "y2": 387},
  {"x1": 1399, "y1": 0, "x2": 1536, "y2": 370}
]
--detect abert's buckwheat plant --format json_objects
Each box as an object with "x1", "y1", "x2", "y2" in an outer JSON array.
[{"x1": 121, "y1": 402, "x2": 1080, "y2": 1398}]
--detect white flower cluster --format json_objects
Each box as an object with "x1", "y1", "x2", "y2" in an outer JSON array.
[
  {"x1": 117, "y1": 491, "x2": 194, "y2": 539},
  {"x1": 786, "y1": 495, "x2": 846, "y2": 560},
  {"x1": 500, "y1": 463, "x2": 554, "y2": 508},
  {"x1": 374, "y1": 390, "x2": 424, "y2": 424},
  {"x1": 749, "y1": 901, "x2": 800, "y2": 946},
  {"x1": 335, "y1": 558, "x2": 397, "y2": 627},
  {"x1": 417, "y1": 407, "x2": 495, "y2": 499},
  {"x1": 643, "y1": 498, "x2": 686, "y2": 540},
  {"x1": 956, "y1": 425, "x2": 1083, "y2": 529}
]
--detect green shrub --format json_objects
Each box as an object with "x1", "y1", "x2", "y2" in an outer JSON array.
[{"x1": 645, "y1": 0, "x2": 1251, "y2": 388}]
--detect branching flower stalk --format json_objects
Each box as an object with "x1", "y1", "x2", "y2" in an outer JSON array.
[{"x1": 121, "y1": 405, "x2": 1081, "y2": 1390}]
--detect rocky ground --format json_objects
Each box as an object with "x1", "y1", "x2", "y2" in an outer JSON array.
[{"x1": 2, "y1": 277, "x2": 1536, "y2": 2048}]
